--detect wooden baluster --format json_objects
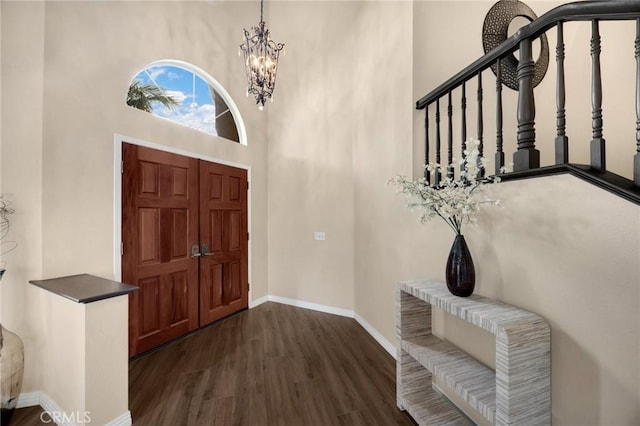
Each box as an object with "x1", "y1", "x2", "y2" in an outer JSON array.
[
  {"x1": 590, "y1": 19, "x2": 606, "y2": 172},
  {"x1": 424, "y1": 108, "x2": 430, "y2": 183},
  {"x1": 478, "y1": 71, "x2": 485, "y2": 177},
  {"x1": 435, "y1": 98, "x2": 442, "y2": 186},
  {"x1": 495, "y1": 58, "x2": 505, "y2": 175},
  {"x1": 477, "y1": 71, "x2": 484, "y2": 156},
  {"x1": 635, "y1": 18, "x2": 640, "y2": 187},
  {"x1": 555, "y1": 22, "x2": 569, "y2": 164},
  {"x1": 514, "y1": 38, "x2": 540, "y2": 171},
  {"x1": 447, "y1": 91, "x2": 454, "y2": 179},
  {"x1": 461, "y1": 82, "x2": 467, "y2": 172}
]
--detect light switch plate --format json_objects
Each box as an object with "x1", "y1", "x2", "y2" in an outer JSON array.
[{"x1": 314, "y1": 231, "x2": 326, "y2": 241}]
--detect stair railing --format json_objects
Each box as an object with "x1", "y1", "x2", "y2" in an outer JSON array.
[{"x1": 416, "y1": 0, "x2": 640, "y2": 204}]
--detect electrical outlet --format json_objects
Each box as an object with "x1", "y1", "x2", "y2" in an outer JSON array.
[{"x1": 314, "y1": 231, "x2": 326, "y2": 241}]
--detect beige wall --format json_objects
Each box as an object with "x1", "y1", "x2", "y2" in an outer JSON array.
[
  {"x1": 41, "y1": 293, "x2": 86, "y2": 419},
  {"x1": 267, "y1": 1, "x2": 359, "y2": 310},
  {"x1": 40, "y1": 1, "x2": 269, "y2": 289},
  {"x1": 402, "y1": 1, "x2": 640, "y2": 425},
  {"x1": 38, "y1": 289, "x2": 129, "y2": 424},
  {"x1": 84, "y1": 296, "x2": 129, "y2": 425},
  {"x1": 1, "y1": 1, "x2": 639, "y2": 425},
  {"x1": 1, "y1": 0, "x2": 46, "y2": 394},
  {"x1": 1, "y1": 0, "x2": 270, "y2": 419}
]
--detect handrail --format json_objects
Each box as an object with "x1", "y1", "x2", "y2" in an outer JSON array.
[{"x1": 416, "y1": 0, "x2": 640, "y2": 109}]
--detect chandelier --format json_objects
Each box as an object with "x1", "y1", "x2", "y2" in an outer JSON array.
[{"x1": 239, "y1": 0, "x2": 285, "y2": 110}]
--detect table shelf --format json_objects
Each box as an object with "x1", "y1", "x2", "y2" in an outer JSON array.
[
  {"x1": 403, "y1": 334, "x2": 496, "y2": 423},
  {"x1": 396, "y1": 280, "x2": 550, "y2": 426},
  {"x1": 397, "y1": 350, "x2": 472, "y2": 426}
]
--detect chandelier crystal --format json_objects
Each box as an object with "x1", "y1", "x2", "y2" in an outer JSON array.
[{"x1": 240, "y1": 0, "x2": 285, "y2": 110}]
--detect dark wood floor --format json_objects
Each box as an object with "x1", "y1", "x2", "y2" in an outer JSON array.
[
  {"x1": 12, "y1": 302, "x2": 415, "y2": 426},
  {"x1": 7, "y1": 406, "x2": 50, "y2": 425}
]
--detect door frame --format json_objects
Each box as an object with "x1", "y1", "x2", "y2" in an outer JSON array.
[{"x1": 112, "y1": 133, "x2": 255, "y2": 306}]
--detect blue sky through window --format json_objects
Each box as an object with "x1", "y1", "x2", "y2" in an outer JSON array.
[{"x1": 132, "y1": 65, "x2": 220, "y2": 136}]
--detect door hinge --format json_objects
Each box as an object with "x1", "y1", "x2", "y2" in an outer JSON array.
[
  {"x1": 121, "y1": 242, "x2": 124, "y2": 256},
  {"x1": 121, "y1": 161, "x2": 124, "y2": 174},
  {"x1": 248, "y1": 282, "x2": 250, "y2": 291},
  {"x1": 247, "y1": 232, "x2": 250, "y2": 240},
  {"x1": 247, "y1": 181, "x2": 250, "y2": 190}
]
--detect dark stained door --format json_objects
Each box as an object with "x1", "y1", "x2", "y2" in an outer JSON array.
[
  {"x1": 123, "y1": 143, "x2": 199, "y2": 357},
  {"x1": 199, "y1": 161, "x2": 248, "y2": 326}
]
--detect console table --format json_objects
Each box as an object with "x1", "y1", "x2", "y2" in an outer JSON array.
[{"x1": 396, "y1": 280, "x2": 550, "y2": 425}]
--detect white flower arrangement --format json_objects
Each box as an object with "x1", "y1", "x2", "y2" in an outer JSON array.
[{"x1": 388, "y1": 138, "x2": 501, "y2": 235}]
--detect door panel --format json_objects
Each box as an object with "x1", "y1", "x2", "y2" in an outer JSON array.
[
  {"x1": 139, "y1": 161, "x2": 159, "y2": 196},
  {"x1": 138, "y1": 275, "x2": 161, "y2": 337},
  {"x1": 229, "y1": 176, "x2": 241, "y2": 201},
  {"x1": 123, "y1": 143, "x2": 199, "y2": 357},
  {"x1": 199, "y1": 161, "x2": 248, "y2": 326},
  {"x1": 167, "y1": 270, "x2": 189, "y2": 325},
  {"x1": 169, "y1": 209, "x2": 189, "y2": 259},
  {"x1": 170, "y1": 167, "x2": 188, "y2": 197},
  {"x1": 208, "y1": 263, "x2": 224, "y2": 309},
  {"x1": 227, "y1": 260, "x2": 241, "y2": 302},
  {"x1": 210, "y1": 210, "x2": 224, "y2": 255},
  {"x1": 123, "y1": 144, "x2": 248, "y2": 355},
  {"x1": 209, "y1": 173, "x2": 223, "y2": 200},
  {"x1": 138, "y1": 208, "x2": 160, "y2": 264},
  {"x1": 229, "y1": 211, "x2": 241, "y2": 252}
]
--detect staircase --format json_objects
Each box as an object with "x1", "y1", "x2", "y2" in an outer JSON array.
[{"x1": 416, "y1": 0, "x2": 640, "y2": 204}]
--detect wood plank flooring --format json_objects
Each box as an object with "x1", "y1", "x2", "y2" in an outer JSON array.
[
  {"x1": 7, "y1": 406, "x2": 51, "y2": 425},
  {"x1": 12, "y1": 302, "x2": 416, "y2": 426}
]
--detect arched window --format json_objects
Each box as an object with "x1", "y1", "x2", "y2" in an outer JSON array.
[{"x1": 127, "y1": 60, "x2": 247, "y2": 145}]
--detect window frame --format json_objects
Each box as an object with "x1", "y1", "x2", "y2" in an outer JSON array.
[{"x1": 130, "y1": 59, "x2": 248, "y2": 146}]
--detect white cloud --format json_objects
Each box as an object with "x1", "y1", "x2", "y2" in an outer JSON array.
[
  {"x1": 147, "y1": 67, "x2": 166, "y2": 80},
  {"x1": 165, "y1": 90, "x2": 187, "y2": 105},
  {"x1": 198, "y1": 104, "x2": 215, "y2": 114},
  {"x1": 152, "y1": 102, "x2": 218, "y2": 136}
]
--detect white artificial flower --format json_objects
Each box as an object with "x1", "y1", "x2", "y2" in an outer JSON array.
[{"x1": 388, "y1": 138, "x2": 500, "y2": 235}]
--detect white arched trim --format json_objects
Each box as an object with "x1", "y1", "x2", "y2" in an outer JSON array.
[{"x1": 133, "y1": 59, "x2": 248, "y2": 146}]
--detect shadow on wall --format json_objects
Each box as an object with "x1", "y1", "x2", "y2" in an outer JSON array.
[
  {"x1": 496, "y1": 178, "x2": 591, "y2": 249},
  {"x1": 468, "y1": 213, "x2": 505, "y2": 302},
  {"x1": 551, "y1": 327, "x2": 600, "y2": 425}
]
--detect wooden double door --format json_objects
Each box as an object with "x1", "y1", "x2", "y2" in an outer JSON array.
[{"x1": 122, "y1": 143, "x2": 248, "y2": 357}]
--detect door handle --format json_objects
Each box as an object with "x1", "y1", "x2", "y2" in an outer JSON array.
[
  {"x1": 191, "y1": 244, "x2": 201, "y2": 258},
  {"x1": 201, "y1": 244, "x2": 214, "y2": 256}
]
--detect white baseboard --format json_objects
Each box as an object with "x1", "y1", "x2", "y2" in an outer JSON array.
[
  {"x1": 267, "y1": 295, "x2": 354, "y2": 318},
  {"x1": 16, "y1": 391, "x2": 40, "y2": 408},
  {"x1": 38, "y1": 392, "x2": 73, "y2": 426},
  {"x1": 17, "y1": 391, "x2": 131, "y2": 426},
  {"x1": 354, "y1": 313, "x2": 397, "y2": 359},
  {"x1": 249, "y1": 295, "x2": 269, "y2": 308},
  {"x1": 106, "y1": 410, "x2": 132, "y2": 426}
]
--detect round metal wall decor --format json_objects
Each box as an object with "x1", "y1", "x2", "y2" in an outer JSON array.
[{"x1": 482, "y1": 0, "x2": 549, "y2": 91}]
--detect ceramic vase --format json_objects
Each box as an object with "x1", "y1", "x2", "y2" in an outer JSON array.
[
  {"x1": 445, "y1": 234, "x2": 475, "y2": 297},
  {"x1": 0, "y1": 324, "x2": 24, "y2": 425}
]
